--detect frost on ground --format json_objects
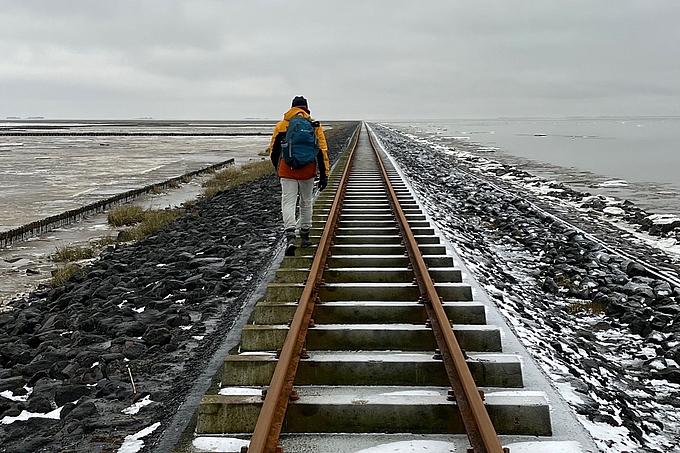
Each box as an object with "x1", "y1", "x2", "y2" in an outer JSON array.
[
  {"x1": 193, "y1": 436, "x2": 250, "y2": 452},
  {"x1": 372, "y1": 124, "x2": 680, "y2": 453},
  {"x1": 0, "y1": 406, "x2": 62, "y2": 425},
  {"x1": 117, "y1": 422, "x2": 160, "y2": 453},
  {"x1": 121, "y1": 395, "x2": 153, "y2": 415},
  {"x1": 353, "y1": 440, "x2": 455, "y2": 452},
  {"x1": 190, "y1": 439, "x2": 583, "y2": 453}
]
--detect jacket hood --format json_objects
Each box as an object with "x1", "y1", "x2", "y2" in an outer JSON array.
[{"x1": 283, "y1": 107, "x2": 311, "y2": 121}]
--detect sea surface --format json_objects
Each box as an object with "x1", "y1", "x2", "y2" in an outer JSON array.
[
  {"x1": 3, "y1": 118, "x2": 679, "y2": 234},
  {"x1": 0, "y1": 120, "x2": 274, "y2": 232},
  {"x1": 385, "y1": 117, "x2": 680, "y2": 216}
]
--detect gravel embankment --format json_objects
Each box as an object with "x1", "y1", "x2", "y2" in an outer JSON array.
[
  {"x1": 372, "y1": 123, "x2": 680, "y2": 453},
  {"x1": 0, "y1": 122, "x2": 358, "y2": 453}
]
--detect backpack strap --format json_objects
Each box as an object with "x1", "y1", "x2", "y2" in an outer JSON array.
[{"x1": 291, "y1": 112, "x2": 318, "y2": 128}]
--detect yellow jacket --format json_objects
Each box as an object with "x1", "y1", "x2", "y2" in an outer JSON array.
[{"x1": 269, "y1": 107, "x2": 329, "y2": 180}]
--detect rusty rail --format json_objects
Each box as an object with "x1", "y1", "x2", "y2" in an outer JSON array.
[
  {"x1": 367, "y1": 127, "x2": 506, "y2": 453},
  {"x1": 244, "y1": 124, "x2": 361, "y2": 453}
]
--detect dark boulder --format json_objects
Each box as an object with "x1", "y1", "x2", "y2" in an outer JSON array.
[
  {"x1": 114, "y1": 320, "x2": 147, "y2": 337},
  {"x1": 95, "y1": 378, "x2": 133, "y2": 400},
  {"x1": 142, "y1": 326, "x2": 172, "y2": 346},
  {"x1": 628, "y1": 316, "x2": 652, "y2": 337},
  {"x1": 541, "y1": 277, "x2": 559, "y2": 294},
  {"x1": 0, "y1": 376, "x2": 26, "y2": 393},
  {"x1": 623, "y1": 260, "x2": 647, "y2": 277},
  {"x1": 1, "y1": 343, "x2": 34, "y2": 366},
  {"x1": 63, "y1": 398, "x2": 98, "y2": 421},
  {"x1": 55, "y1": 384, "x2": 94, "y2": 406},
  {"x1": 26, "y1": 393, "x2": 53, "y2": 413}
]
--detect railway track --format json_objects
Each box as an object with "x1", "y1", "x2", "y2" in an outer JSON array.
[{"x1": 191, "y1": 125, "x2": 591, "y2": 452}]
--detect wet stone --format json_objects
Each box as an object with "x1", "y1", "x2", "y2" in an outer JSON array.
[
  {"x1": 55, "y1": 384, "x2": 94, "y2": 406},
  {"x1": 0, "y1": 376, "x2": 26, "y2": 393},
  {"x1": 26, "y1": 393, "x2": 52, "y2": 413},
  {"x1": 0, "y1": 343, "x2": 33, "y2": 366}
]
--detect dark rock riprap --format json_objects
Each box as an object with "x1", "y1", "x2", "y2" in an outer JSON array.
[{"x1": 0, "y1": 122, "x2": 358, "y2": 453}]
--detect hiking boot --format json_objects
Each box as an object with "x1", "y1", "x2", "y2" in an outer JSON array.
[
  {"x1": 300, "y1": 228, "x2": 312, "y2": 248},
  {"x1": 285, "y1": 230, "x2": 297, "y2": 256}
]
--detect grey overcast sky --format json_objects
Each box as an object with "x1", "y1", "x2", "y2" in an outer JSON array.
[{"x1": 1, "y1": 1, "x2": 679, "y2": 120}]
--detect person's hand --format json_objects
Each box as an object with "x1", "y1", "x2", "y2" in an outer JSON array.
[{"x1": 318, "y1": 176, "x2": 328, "y2": 191}]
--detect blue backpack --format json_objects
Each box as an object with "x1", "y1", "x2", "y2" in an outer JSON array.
[{"x1": 281, "y1": 114, "x2": 320, "y2": 169}]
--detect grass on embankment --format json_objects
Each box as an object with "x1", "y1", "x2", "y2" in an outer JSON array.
[
  {"x1": 52, "y1": 237, "x2": 117, "y2": 262},
  {"x1": 48, "y1": 159, "x2": 274, "y2": 287},
  {"x1": 109, "y1": 159, "x2": 273, "y2": 239},
  {"x1": 49, "y1": 264, "x2": 81, "y2": 287},
  {"x1": 108, "y1": 205, "x2": 146, "y2": 226},
  {"x1": 53, "y1": 245, "x2": 96, "y2": 262},
  {"x1": 107, "y1": 159, "x2": 272, "y2": 241},
  {"x1": 115, "y1": 208, "x2": 183, "y2": 242},
  {"x1": 202, "y1": 159, "x2": 273, "y2": 199}
]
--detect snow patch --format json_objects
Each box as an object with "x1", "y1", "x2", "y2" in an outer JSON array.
[
  {"x1": 647, "y1": 213, "x2": 680, "y2": 225},
  {"x1": 603, "y1": 206, "x2": 625, "y2": 216},
  {"x1": 579, "y1": 417, "x2": 639, "y2": 452},
  {"x1": 599, "y1": 180, "x2": 628, "y2": 188},
  {"x1": 219, "y1": 387, "x2": 262, "y2": 396},
  {"x1": 193, "y1": 437, "x2": 249, "y2": 452},
  {"x1": 122, "y1": 395, "x2": 153, "y2": 415},
  {"x1": 554, "y1": 381, "x2": 585, "y2": 405},
  {"x1": 117, "y1": 422, "x2": 161, "y2": 453},
  {"x1": 1, "y1": 406, "x2": 62, "y2": 424},
  {"x1": 505, "y1": 441, "x2": 584, "y2": 453},
  {"x1": 378, "y1": 390, "x2": 441, "y2": 397},
  {"x1": 0, "y1": 387, "x2": 31, "y2": 402},
  {"x1": 353, "y1": 440, "x2": 456, "y2": 452}
]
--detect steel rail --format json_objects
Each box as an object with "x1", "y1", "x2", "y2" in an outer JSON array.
[
  {"x1": 367, "y1": 129, "x2": 505, "y2": 453},
  {"x1": 245, "y1": 124, "x2": 361, "y2": 453}
]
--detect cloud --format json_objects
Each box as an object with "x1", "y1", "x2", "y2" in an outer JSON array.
[{"x1": 1, "y1": 0, "x2": 679, "y2": 119}]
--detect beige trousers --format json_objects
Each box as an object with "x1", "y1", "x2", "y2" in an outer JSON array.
[{"x1": 280, "y1": 177, "x2": 315, "y2": 232}]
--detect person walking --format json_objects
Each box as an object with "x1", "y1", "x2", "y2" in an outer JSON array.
[{"x1": 269, "y1": 96, "x2": 329, "y2": 256}]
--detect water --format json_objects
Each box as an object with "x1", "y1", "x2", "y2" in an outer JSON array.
[
  {"x1": 0, "y1": 120, "x2": 274, "y2": 232},
  {"x1": 386, "y1": 117, "x2": 680, "y2": 215},
  {"x1": 4, "y1": 117, "x2": 678, "y2": 232}
]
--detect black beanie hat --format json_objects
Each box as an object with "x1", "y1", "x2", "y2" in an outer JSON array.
[{"x1": 291, "y1": 96, "x2": 308, "y2": 108}]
